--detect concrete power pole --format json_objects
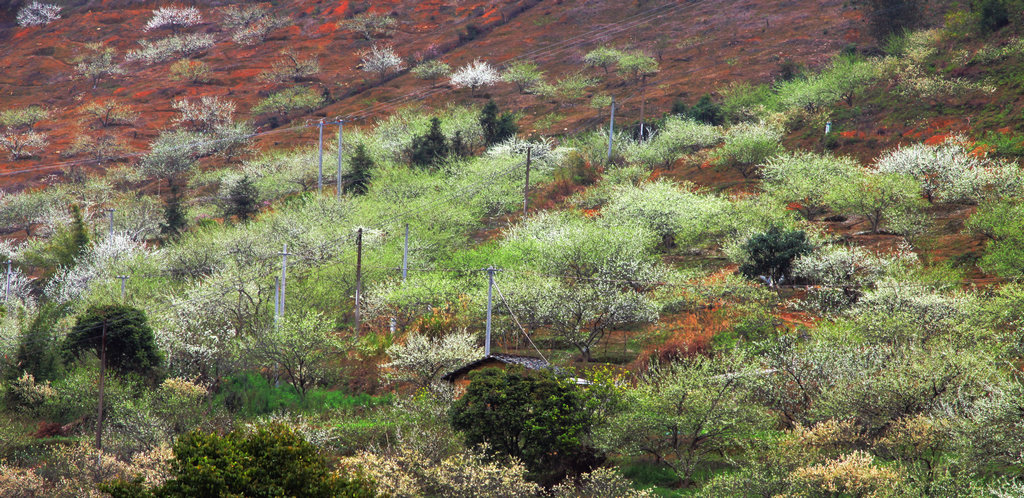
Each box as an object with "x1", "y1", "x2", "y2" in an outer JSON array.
[
  {"x1": 106, "y1": 208, "x2": 115, "y2": 238},
  {"x1": 607, "y1": 97, "x2": 616, "y2": 162},
  {"x1": 317, "y1": 119, "x2": 325, "y2": 193},
  {"x1": 523, "y1": 146, "x2": 532, "y2": 217},
  {"x1": 484, "y1": 266, "x2": 500, "y2": 356},
  {"x1": 354, "y1": 228, "x2": 363, "y2": 335},
  {"x1": 336, "y1": 119, "x2": 345, "y2": 199},
  {"x1": 278, "y1": 244, "x2": 290, "y2": 316},
  {"x1": 116, "y1": 275, "x2": 128, "y2": 302}
]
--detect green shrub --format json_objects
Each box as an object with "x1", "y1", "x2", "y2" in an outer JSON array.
[
  {"x1": 479, "y1": 100, "x2": 517, "y2": 146},
  {"x1": 214, "y1": 372, "x2": 390, "y2": 416},
  {"x1": 714, "y1": 122, "x2": 784, "y2": 178},
  {"x1": 975, "y1": 0, "x2": 1011, "y2": 33},
  {"x1": 737, "y1": 226, "x2": 813, "y2": 285},
  {"x1": 252, "y1": 86, "x2": 325, "y2": 116},
  {"x1": 64, "y1": 305, "x2": 163, "y2": 376}
]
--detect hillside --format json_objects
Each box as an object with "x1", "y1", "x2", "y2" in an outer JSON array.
[
  {"x1": 0, "y1": 0, "x2": 867, "y2": 187},
  {"x1": 5, "y1": 0, "x2": 1024, "y2": 496}
]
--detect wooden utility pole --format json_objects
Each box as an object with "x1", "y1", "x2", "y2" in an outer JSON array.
[
  {"x1": 354, "y1": 228, "x2": 363, "y2": 335},
  {"x1": 523, "y1": 146, "x2": 532, "y2": 216},
  {"x1": 96, "y1": 319, "x2": 108, "y2": 453}
]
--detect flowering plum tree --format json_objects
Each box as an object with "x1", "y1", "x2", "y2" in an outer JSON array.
[{"x1": 450, "y1": 60, "x2": 499, "y2": 97}]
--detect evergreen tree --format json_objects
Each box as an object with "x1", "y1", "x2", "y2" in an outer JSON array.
[
  {"x1": 688, "y1": 94, "x2": 723, "y2": 125},
  {"x1": 24, "y1": 204, "x2": 89, "y2": 281},
  {"x1": 739, "y1": 226, "x2": 813, "y2": 286},
  {"x1": 7, "y1": 303, "x2": 70, "y2": 382},
  {"x1": 161, "y1": 184, "x2": 187, "y2": 236},
  {"x1": 64, "y1": 304, "x2": 163, "y2": 375},
  {"x1": 343, "y1": 143, "x2": 374, "y2": 195},
  {"x1": 410, "y1": 117, "x2": 449, "y2": 167},
  {"x1": 224, "y1": 174, "x2": 259, "y2": 222},
  {"x1": 479, "y1": 99, "x2": 518, "y2": 146}
]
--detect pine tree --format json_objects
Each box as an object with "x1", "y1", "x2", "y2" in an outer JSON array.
[
  {"x1": 480, "y1": 100, "x2": 518, "y2": 146},
  {"x1": 410, "y1": 117, "x2": 449, "y2": 167},
  {"x1": 161, "y1": 183, "x2": 187, "y2": 236},
  {"x1": 224, "y1": 174, "x2": 259, "y2": 222},
  {"x1": 343, "y1": 143, "x2": 374, "y2": 195}
]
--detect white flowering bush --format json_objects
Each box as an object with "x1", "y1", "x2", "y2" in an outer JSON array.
[
  {"x1": 172, "y1": 96, "x2": 236, "y2": 133},
  {"x1": 359, "y1": 44, "x2": 404, "y2": 81},
  {"x1": 222, "y1": 5, "x2": 289, "y2": 45},
  {"x1": 125, "y1": 34, "x2": 215, "y2": 64},
  {"x1": 450, "y1": 59, "x2": 500, "y2": 96},
  {"x1": 44, "y1": 233, "x2": 146, "y2": 303},
  {"x1": 340, "y1": 12, "x2": 397, "y2": 40},
  {"x1": 144, "y1": 6, "x2": 202, "y2": 32},
  {"x1": 0, "y1": 130, "x2": 48, "y2": 160},
  {"x1": 875, "y1": 138, "x2": 1021, "y2": 203},
  {"x1": 761, "y1": 152, "x2": 860, "y2": 220},
  {"x1": 601, "y1": 180, "x2": 732, "y2": 249},
  {"x1": 486, "y1": 135, "x2": 566, "y2": 173},
  {"x1": 382, "y1": 329, "x2": 482, "y2": 387},
  {"x1": 972, "y1": 38, "x2": 1024, "y2": 64},
  {"x1": 792, "y1": 244, "x2": 917, "y2": 313},
  {"x1": 16, "y1": 2, "x2": 61, "y2": 27},
  {"x1": 775, "y1": 55, "x2": 879, "y2": 111}
]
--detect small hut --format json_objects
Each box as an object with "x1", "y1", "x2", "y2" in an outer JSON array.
[{"x1": 440, "y1": 353, "x2": 550, "y2": 389}]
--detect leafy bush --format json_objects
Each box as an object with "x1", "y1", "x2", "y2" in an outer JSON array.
[
  {"x1": 215, "y1": 372, "x2": 389, "y2": 416},
  {"x1": 82, "y1": 100, "x2": 138, "y2": 127},
  {"x1": 65, "y1": 304, "x2": 163, "y2": 375},
  {"x1": 975, "y1": 0, "x2": 1011, "y2": 33},
  {"x1": 108, "y1": 423, "x2": 374, "y2": 497},
  {"x1": 252, "y1": 86, "x2": 325, "y2": 116},
  {"x1": 479, "y1": 100, "x2": 518, "y2": 146},
  {"x1": 966, "y1": 199, "x2": 1024, "y2": 278},
  {"x1": 411, "y1": 59, "x2": 451, "y2": 83},
  {"x1": 601, "y1": 180, "x2": 732, "y2": 249},
  {"x1": 823, "y1": 171, "x2": 925, "y2": 234},
  {"x1": 761, "y1": 152, "x2": 860, "y2": 220},
  {"x1": 450, "y1": 368, "x2": 601, "y2": 486},
  {"x1": 0, "y1": 105, "x2": 49, "y2": 129},
  {"x1": 737, "y1": 226, "x2": 813, "y2": 286},
  {"x1": 502, "y1": 60, "x2": 545, "y2": 94},
  {"x1": 583, "y1": 45, "x2": 625, "y2": 75},
  {"x1": 340, "y1": 12, "x2": 397, "y2": 40},
  {"x1": 713, "y1": 122, "x2": 784, "y2": 178}
]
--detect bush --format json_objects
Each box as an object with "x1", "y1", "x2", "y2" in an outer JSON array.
[
  {"x1": 16, "y1": 2, "x2": 61, "y2": 27},
  {"x1": 713, "y1": 122, "x2": 784, "y2": 178},
  {"x1": 479, "y1": 100, "x2": 517, "y2": 146},
  {"x1": 411, "y1": 59, "x2": 451, "y2": 84},
  {"x1": 687, "y1": 94, "x2": 724, "y2": 125},
  {"x1": 450, "y1": 368, "x2": 601, "y2": 486},
  {"x1": 221, "y1": 173, "x2": 259, "y2": 221},
  {"x1": 109, "y1": 423, "x2": 375, "y2": 497},
  {"x1": 252, "y1": 86, "x2": 325, "y2": 116},
  {"x1": 340, "y1": 12, "x2": 396, "y2": 40},
  {"x1": 125, "y1": 34, "x2": 215, "y2": 64},
  {"x1": 874, "y1": 138, "x2": 1020, "y2": 204},
  {"x1": 502, "y1": 61, "x2": 545, "y2": 94},
  {"x1": 824, "y1": 171, "x2": 925, "y2": 234},
  {"x1": 738, "y1": 226, "x2": 813, "y2": 286},
  {"x1": 342, "y1": 143, "x2": 374, "y2": 195},
  {"x1": 64, "y1": 304, "x2": 163, "y2": 375},
  {"x1": 864, "y1": 0, "x2": 921, "y2": 41},
  {"x1": 975, "y1": 0, "x2": 1011, "y2": 33},
  {"x1": 761, "y1": 152, "x2": 860, "y2": 220},
  {"x1": 409, "y1": 117, "x2": 450, "y2": 167}
]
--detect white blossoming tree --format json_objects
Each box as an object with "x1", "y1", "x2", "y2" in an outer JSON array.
[
  {"x1": 382, "y1": 329, "x2": 482, "y2": 388},
  {"x1": 359, "y1": 44, "x2": 405, "y2": 82},
  {"x1": 450, "y1": 59, "x2": 499, "y2": 97},
  {"x1": 16, "y1": 2, "x2": 61, "y2": 27},
  {"x1": 144, "y1": 6, "x2": 202, "y2": 33}
]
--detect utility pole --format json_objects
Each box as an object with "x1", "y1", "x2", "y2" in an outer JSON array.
[
  {"x1": 639, "y1": 74, "x2": 647, "y2": 140},
  {"x1": 607, "y1": 96, "x2": 616, "y2": 162},
  {"x1": 105, "y1": 208, "x2": 115, "y2": 238},
  {"x1": 402, "y1": 223, "x2": 409, "y2": 282},
  {"x1": 317, "y1": 119, "x2": 325, "y2": 193},
  {"x1": 484, "y1": 267, "x2": 499, "y2": 356},
  {"x1": 523, "y1": 146, "x2": 532, "y2": 216},
  {"x1": 278, "y1": 244, "x2": 290, "y2": 316},
  {"x1": 4, "y1": 261, "x2": 10, "y2": 302},
  {"x1": 274, "y1": 276, "x2": 281, "y2": 326},
  {"x1": 354, "y1": 228, "x2": 363, "y2": 335},
  {"x1": 96, "y1": 318, "x2": 108, "y2": 456},
  {"x1": 116, "y1": 275, "x2": 128, "y2": 302},
  {"x1": 336, "y1": 119, "x2": 345, "y2": 200}
]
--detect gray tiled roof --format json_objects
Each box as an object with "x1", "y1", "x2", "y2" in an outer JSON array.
[{"x1": 440, "y1": 354, "x2": 550, "y2": 381}]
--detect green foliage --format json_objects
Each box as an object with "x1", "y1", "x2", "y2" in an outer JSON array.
[
  {"x1": 143, "y1": 423, "x2": 374, "y2": 497},
  {"x1": 479, "y1": 100, "x2": 518, "y2": 146},
  {"x1": 343, "y1": 143, "x2": 374, "y2": 195},
  {"x1": 252, "y1": 86, "x2": 325, "y2": 116},
  {"x1": 222, "y1": 174, "x2": 259, "y2": 222},
  {"x1": 975, "y1": 0, "x2": 1011, "y2": 33},
  {"x1": 243, "y1": 313, "x2": 343, "y2": 399},
  {"x1": 449, "y1": 368, "x2": 601, "y2": 486},
  {"x1": 0, "y1": 105, "x2": 49, "y2": 129},
  {"x1": 410, "y1": 117, "x2": 450, "y2": 167},
  {"x1": 761, "y1": 152, "x2": 860, "y2": 220},
  {"x1": 23, "y1": 203, "x2": 90, "y2": 281},
  {"x1": 615, "y1": 51, "x2": 659, "y2": 84},
  {"x1": 64, "y1": 305, "x2": 162, "y2": 375},
  {"x1": 214, "y1": 372, "x2": 390, "y2": 416},
  {"x1": 713, "y1": 122, "x2": 784, "y2": 178},
  {"x1": 161, "y1": 185, "x2": 187, "y2": 236},
  {"x1": 582, "y1": 45, "x2": 625, "y2": 75},
  {"x1": 502, "y1": 60, "x2": 545, "y2": 94},
  {"x1": 966, "y1": 199, "x2": 1024, "y2": 278},
  {"x1": 7, "y1": 303, "x2": 70, "y2": 383},
  {"x1": 687, "y1": 94, "x2": 724, "y2": 125},
  {"x1": 864, "y1": 0, "x2": 921, "y2": 41},
  {"x1": 168, "y1": 59, "x2": 210, "y2": 83},
  {"x1": 824, "y1": 171, "x2": 925, "y2": 234},
  {"x1": 597, "y1": 355, "x2": 769, "y2": 486},
  {"x1": 410, "y1": 59, "x2": 451, "y2": 83},
  {"x1": 738, "y1": 226, "x2": 813, "y2": 285}
]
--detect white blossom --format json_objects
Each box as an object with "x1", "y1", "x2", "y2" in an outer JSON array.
[
  {"x1": 16, "y1": 2, "x2": 61, "y2": 27},
  {"x1": 144, "y1": 6, "x2": 202, "y2": 32},
  {"x1": 450, "y1": 59, "x2": 499, "y2": 95}
]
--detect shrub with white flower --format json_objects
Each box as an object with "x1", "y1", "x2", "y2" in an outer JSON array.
[
  {"x1": 761, "y1": 151, "x2": 860, "y2": 220},
  {"x1": 713, "y1": 121, "x2": 784, "y2": 178},
  {"x1": 875, "y1": 138, "x2": 1021, "y2": 204},
  {"x1": 125, "y1": 34, "x2": 215, "y2": 64},
  {"x1": 450, "y1": 59, "x2": 499, "y2": 96},
  {"x1": 359, "y1": 44, "x2": 405, "y2": 81},
  {"x1": 16, "y1": 2, "x2": 61, "y2": 27},
  {"x1": 144, "y1": 6, "x2": 202, "y2": 32},
  {"x1": 44, "y1": 233, "x2": 145, "y2": 303},
  {"x1": 172, "y1": 96, "x2": 236, "y2": 133}
]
